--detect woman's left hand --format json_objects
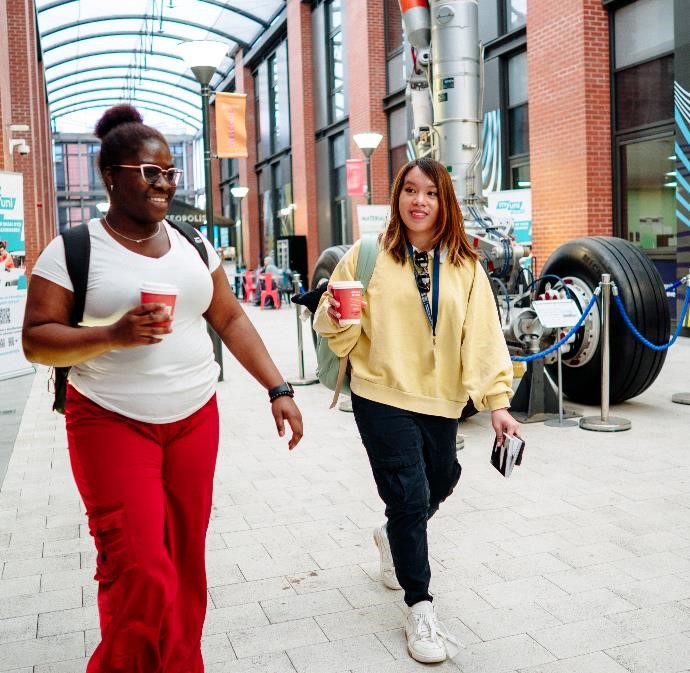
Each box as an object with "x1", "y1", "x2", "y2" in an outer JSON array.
[
  {"x1": 491, "y1": 408, "x2": 521, "y2": 446},
  {"x1": 271, "y1": 397, "x2": 304, "y2": 450}
]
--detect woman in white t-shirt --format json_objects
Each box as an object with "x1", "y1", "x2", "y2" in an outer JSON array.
[{"x1": 22, "y1": 104, "x2": 303, "y2": 673}]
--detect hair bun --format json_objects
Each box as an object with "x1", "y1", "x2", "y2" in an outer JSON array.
[{"x1": 94, "y1": 104, "x2": 144, "y2": 139}]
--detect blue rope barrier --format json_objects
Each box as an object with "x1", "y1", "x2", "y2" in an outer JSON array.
[
  {"x1": 665, "y1": 278, "x2": 685, "y2": 291},
  {"x1": 511, "y1": 291, "x2": 599, "y2": 362},
  {"x1": 612, "y1": 287, "x2": 690, "y2": 352}
]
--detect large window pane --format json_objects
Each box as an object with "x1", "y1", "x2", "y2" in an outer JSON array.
[
  {"x1": 621, "y1": 135, "x2": 676, "y2": 250},
  {"x1": 506, "y1": 0, "x2": 526, "y2": 31},
  {"x1": 614, "y1": 0, "x2": 673, "y2": 69},
  {"x1": 616, "y1": 55, "x2": 674, "y2": 130},
  {"x1": 508, "y1": 103, "x2": 529, "y2": 156},
  {"x1": 508, "y1": 51, "x2": 528, "y2": 107}
]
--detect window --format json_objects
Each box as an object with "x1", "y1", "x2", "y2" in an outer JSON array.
[
  {"x1": 505, "y1": 0, "x2": 526, "y2": 32},
  {"x1": 87, "y1": 143, "x2": 100, "y2": 190},
  {"x1": 269, "y1": 53, "x2": 280, "y2": 152},
  {"x1": 326, "y1": 0, "x2": 345, "y2": 122},
  {"x1": 614, "y1": 0, "x2": 673, "y2": 68},
  {"x1": 54, "y1": 144, "x2": 65, "y2": 191},
  {"x1": 330, "y1": 132, "x2": 349, "y2": 244},
  {"x1": 507, "y1": 51, "x2": 529, "y2": 187},
  {"x1": 620, "y1": 135, "x2": 676, "y2": 251},
  {"x1": 388, "y1": 106, "x2": 410, "y2": 182}
]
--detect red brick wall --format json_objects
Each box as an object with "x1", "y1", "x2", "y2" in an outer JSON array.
[
  {"x1": 234, "y1": 50, "x2": 261, "y2": 271},
  {"x1": 528, "y1": 0, "x2": 612, "y2": 272},
  {"x1": 3, "y1": 0, "x2": 57, "y2": 271},
  {"x1": 0, "y1": 0, "x2": 12, "y2": 170},
  {"x1": 287, "y1": 0, "x2": 320, "y2": 280},
  {"x1": 345, "y1": 0, "x2": 390, "y2": 236}
]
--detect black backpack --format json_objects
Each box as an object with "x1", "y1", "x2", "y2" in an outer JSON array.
[{"x1": 52, "y1": 220, "x2": 209, "y2": 413}]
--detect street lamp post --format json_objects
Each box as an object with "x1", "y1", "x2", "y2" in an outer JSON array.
[
  {"x1": 353, "y1": 132, "x2": 383, "y2": 205},
  {"x1": 230, "y1": 186, "x2": 248, "y2": 270},
  {"x1": 180, "y1": 39, "x2": 229, "y2": 382}
]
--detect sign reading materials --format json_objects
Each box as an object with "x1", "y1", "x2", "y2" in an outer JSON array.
[
  {"x1": 0, "y1": 171, "x2": 32, "y2": 381},
  {"x1": 356, "y1": 205, "x2": 390, "y2": 238},
  {"x1": 487, "y1": 188, "x2": 532, "y2": 245}
]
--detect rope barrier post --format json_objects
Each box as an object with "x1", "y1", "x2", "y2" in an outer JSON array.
[
  {"x1": 287, "y1": 273, "x2": 318, "y2": 387},
  {"x1": 544, "y1": 342, "x2": 579, "y2": 427},
  {"x1": 672, "y1": 271, "x2": 690, "y2": 405},
  {"x1": 580, "y1": 274, "x2": 631, "y2": 432}
]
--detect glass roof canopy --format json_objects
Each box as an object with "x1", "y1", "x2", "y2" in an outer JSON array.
[{"x1": 36, "y1": 0, "x2": 286, "y2": 135}]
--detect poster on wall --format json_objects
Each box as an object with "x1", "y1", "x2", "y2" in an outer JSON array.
[
  {"x1": 486, "y1": 189, "x2": 532, "y2": 245},
  {"x1": 0, "y1": 171, "x2": 32, "y2": 381}
]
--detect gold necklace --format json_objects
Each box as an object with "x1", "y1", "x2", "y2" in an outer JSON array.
[{"x1": 102, "y1": 215, "x2": 162, "y2": 244}]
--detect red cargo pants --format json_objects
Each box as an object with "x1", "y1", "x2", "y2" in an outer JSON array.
[{"x1": 65, "y1": 385, "x2": 219, "y2": 673}]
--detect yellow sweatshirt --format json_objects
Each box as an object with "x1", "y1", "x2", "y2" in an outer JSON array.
[{"x1": 313, "y1": 239, "x2": 513, "y2": 419}]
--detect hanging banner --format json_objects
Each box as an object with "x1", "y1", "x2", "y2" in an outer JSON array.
[
  {"x1": 0, "y1": 171, "x2": 32, "y2": 380},
  {"x1": 346, "y1": 159, "x2": 366, "y2": 197},
  {"x1": 215, "y1": 92, "x2": 248, "y2": 158}
]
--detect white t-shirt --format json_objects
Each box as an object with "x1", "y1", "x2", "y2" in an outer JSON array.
[{"x1": 32, "y1": 219, "x2": 221, "y2": 423}]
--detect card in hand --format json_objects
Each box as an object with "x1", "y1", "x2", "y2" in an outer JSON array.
[{"x1": 491, "y1": 433, "x2": 525, "y2": 478}]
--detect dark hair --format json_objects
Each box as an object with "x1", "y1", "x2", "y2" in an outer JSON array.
[
  {"x1": 380, "y1": 157, "x2": 478, "y2": 266},
  {"x1": 94, "y1": 104, "x2": 169, "y2": 172}
]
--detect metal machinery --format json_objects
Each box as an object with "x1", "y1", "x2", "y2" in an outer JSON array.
[{"x1": 311, "y1": 0, "x2": 669, "y2": 406}]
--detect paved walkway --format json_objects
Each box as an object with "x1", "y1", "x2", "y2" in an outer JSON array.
[{"x1": 2, "y1": 303, "x2": 690, "y2": 673}]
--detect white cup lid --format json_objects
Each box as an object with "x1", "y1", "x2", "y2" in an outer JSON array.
[
  {"x1": 331, "y1": 280, "x2": 363, "y2": 289},
  {"x1": 140, "y1": 282, "x2": 179, "y2": 294}
]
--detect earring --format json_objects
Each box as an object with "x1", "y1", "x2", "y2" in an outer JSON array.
[{"x1": 109, "y1": 184, "x2": 114, "y2": 192}]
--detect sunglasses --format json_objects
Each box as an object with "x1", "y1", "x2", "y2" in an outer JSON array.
[
  {"x1": 412, "y1": 250, "x2": 431, "y2": 293},
  {"x1": 111, "y1": 164, "x2": 183, "y2": 186}
]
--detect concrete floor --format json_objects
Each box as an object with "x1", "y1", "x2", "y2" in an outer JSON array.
[{"x1": 1, "y1": 303, "x2": 690, "y2": 672}]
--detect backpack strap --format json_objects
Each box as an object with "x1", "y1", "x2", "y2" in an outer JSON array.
[
  {"x1": 61, "y1": 224, "x2": 91, "y2": 326},
  {"x1": 330, "y1": 236, "x2": 380, "y2": 408},
  {"x1": 166, "y1": 219, "x2": 209, "y2": 267}
]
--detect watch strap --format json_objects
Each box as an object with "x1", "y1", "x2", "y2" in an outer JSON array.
[{"x1": 268, "y1": 382, "x2": 294, "y2": 402}]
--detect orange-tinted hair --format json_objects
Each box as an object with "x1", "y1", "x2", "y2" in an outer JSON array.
[{"x1": 380, "y1": 157, "x2": 478, "y2": 266}]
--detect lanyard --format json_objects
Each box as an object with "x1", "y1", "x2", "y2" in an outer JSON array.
[{"x1": 406, "y1": 242, "x2": 440, "y2": 341}]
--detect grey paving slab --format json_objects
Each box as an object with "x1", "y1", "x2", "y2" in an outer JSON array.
[
  {"x1": 606, "y1": 632, "x2": 690, "y2": 673},
  {"x1": 3, "y1": 306, "x2": 690, "y2": 672},
  {"x1": 529, "y1": 616, "x2": 638, "y2": 659},
  {"x1": 286, "y1": 633, "x2": 393, "y2": 673}
]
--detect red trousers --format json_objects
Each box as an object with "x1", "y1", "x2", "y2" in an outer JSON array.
[{"x1": 66, "y1": 386, "x2": 219, "y2": 673}]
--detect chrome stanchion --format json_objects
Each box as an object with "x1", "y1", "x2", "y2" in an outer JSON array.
[
  {"x1": 580, "y1": 274, "x2": 631, "y2": 432},
  {"x1": 672, "y1": 271, "x2": 690, "y2": 405},
  {"x1": 287, "y1": 273, "x2": 318, "y2": 387}
]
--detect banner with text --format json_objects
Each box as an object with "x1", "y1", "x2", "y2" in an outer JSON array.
[
  {"x1": 486, "y1": 188, "x2": 532, "y2": 245},
  {"x1": 215, "y1": 92, "x2": 248, "y2": 158},
  {"x1": 0, "y1": 171, "x2": 32, "y2": 380}
]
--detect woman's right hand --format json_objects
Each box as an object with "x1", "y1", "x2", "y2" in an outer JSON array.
[{"x1": 107, "y1": 302, "x2": 173, "y2": 348}]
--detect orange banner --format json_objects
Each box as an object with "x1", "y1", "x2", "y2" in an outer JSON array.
[{"x1": 215, "y1": 92, "x2": 248, "y2": 158}]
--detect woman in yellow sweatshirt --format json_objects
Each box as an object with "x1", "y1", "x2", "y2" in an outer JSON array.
[{"x1": 313, "y1": 158, "x2": 520, "y2": 664}]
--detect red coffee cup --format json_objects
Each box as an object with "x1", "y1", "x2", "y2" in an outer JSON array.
[
  {"x1": 140, "y1": 282, "x2": 178, "y2": 328},
  {"x1": 331, "y1": 280, "x2": 363, "y2": 326}
]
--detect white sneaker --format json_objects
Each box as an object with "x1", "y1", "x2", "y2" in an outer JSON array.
[
  {"x1": 405, "y1": 601, "x2": 447, "y2": 663},
  {"x1": 373, "y1": 523, "x2": 402, "y2": 590}
]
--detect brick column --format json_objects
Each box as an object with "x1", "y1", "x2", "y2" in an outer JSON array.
[
  {"x1": 234, "y1": 49, "x2": 260, "y2": 270},
  {"x1": 287, "y1": 0, "x2": 320, "y2": 280},
  {"x1": 345, "y1": 0, "x2": 390, "y2": 236},
  {"x1": 528, "y1": 0, "x2": 612, "y2": 270},
  {"x1": 0, "y1": 0, "x2": 12, "y2": 170}
]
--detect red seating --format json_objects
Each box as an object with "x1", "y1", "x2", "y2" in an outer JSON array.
[
  {"x1": 242, "y1": 270, "x2": 257, "y2": 303},
  {"x1": 259, "y1": 272, "x2": 281, "y2": 309}
]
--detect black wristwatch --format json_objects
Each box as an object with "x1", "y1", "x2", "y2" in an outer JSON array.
[{"x1": 268, "y1": 382, "x2": 295, "y2": 402}]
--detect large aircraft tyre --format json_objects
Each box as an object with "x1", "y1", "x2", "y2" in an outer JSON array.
[{"x1": 539, "y1": 236, "x2": 669, "y2": 404}]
